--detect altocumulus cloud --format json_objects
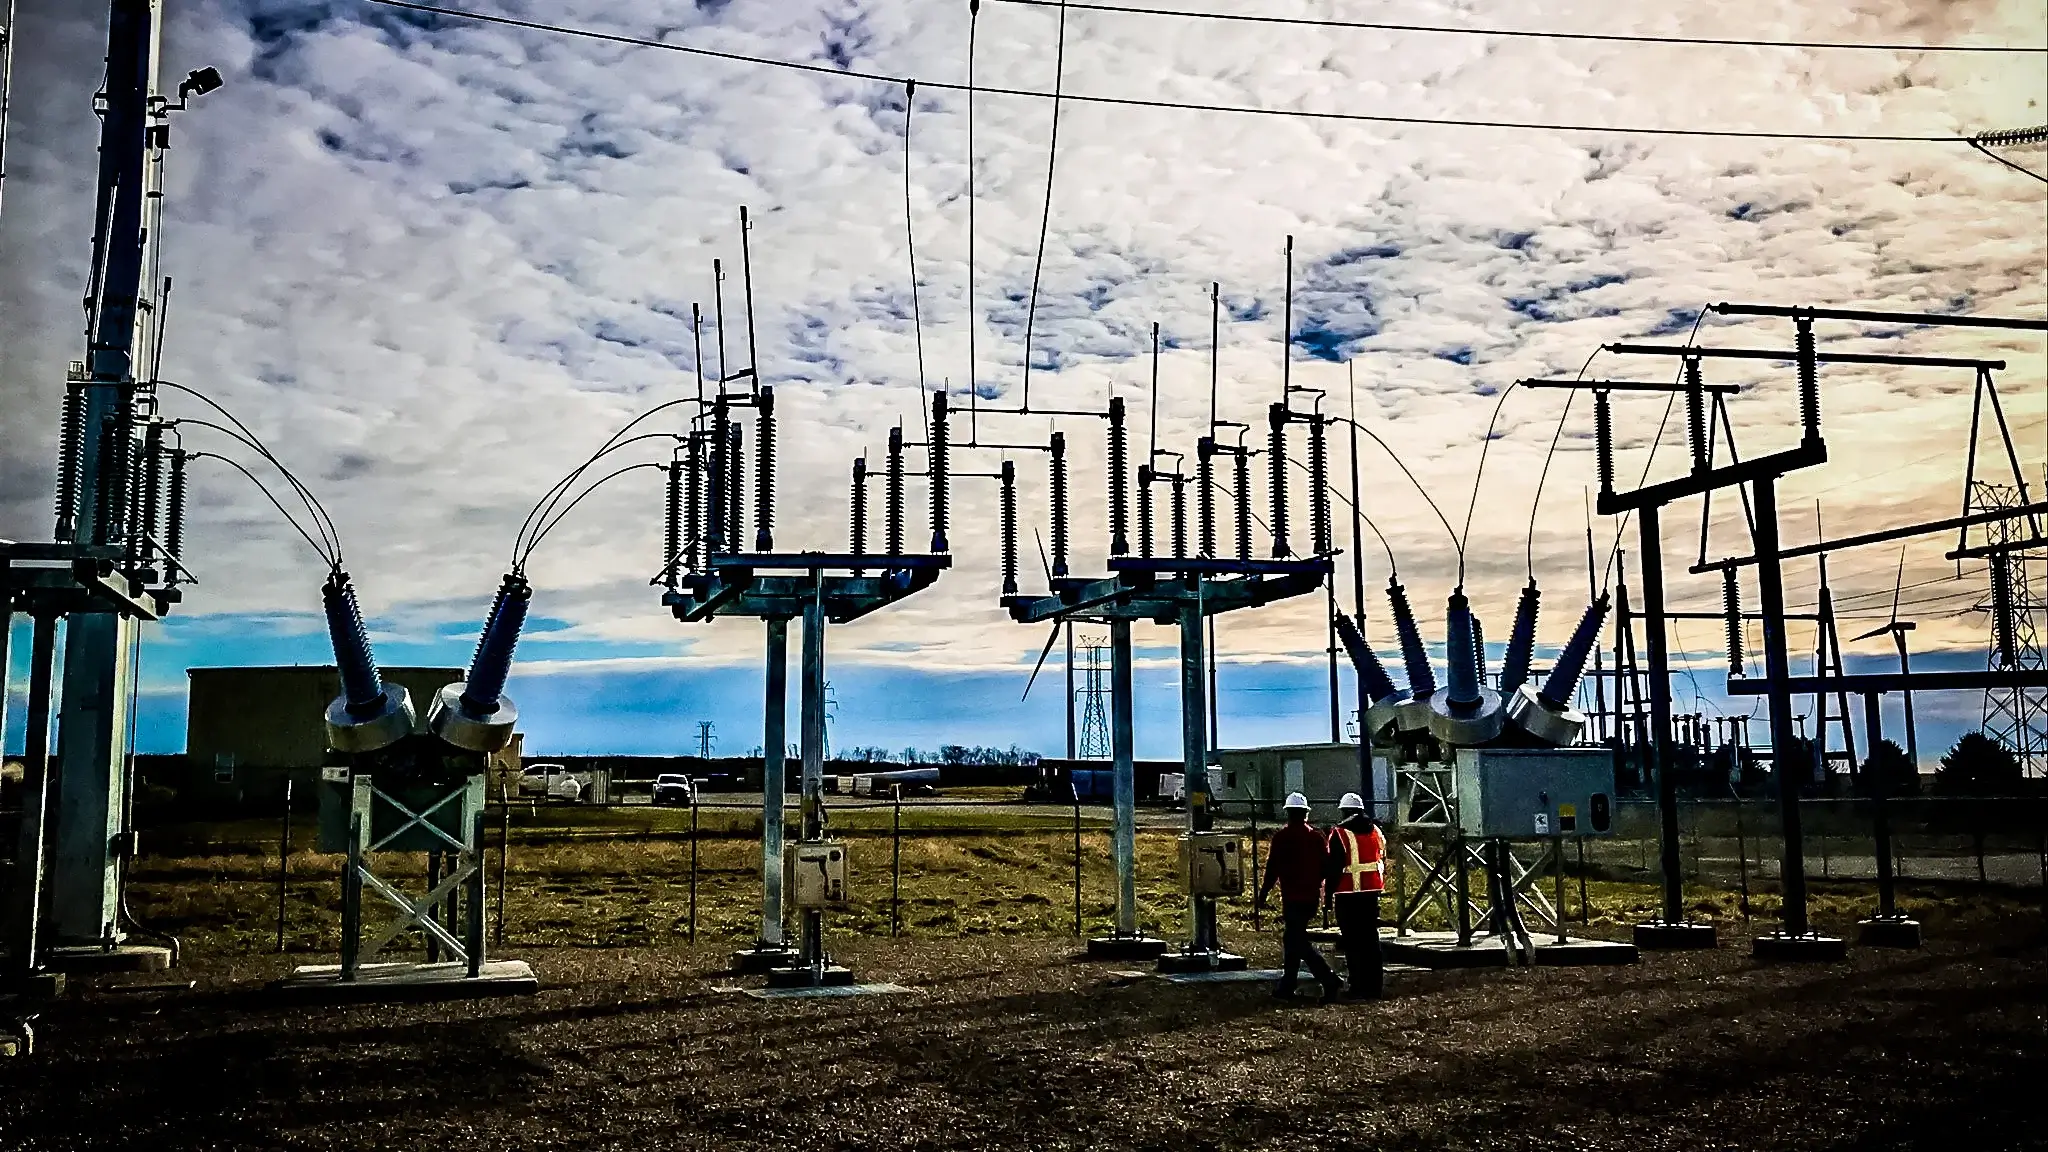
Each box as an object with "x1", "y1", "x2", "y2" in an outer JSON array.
[{"x1": 0, "y1": 0, "x2": 2042, "y2": 752}]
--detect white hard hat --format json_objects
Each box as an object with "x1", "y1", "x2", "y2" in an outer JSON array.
[
  {"x1": 1339, "y1": 792, "x2": 1366, "y2": 811},
  {"x1": 1283, "y1": 792, "x2": 1309, "y2": 811}
]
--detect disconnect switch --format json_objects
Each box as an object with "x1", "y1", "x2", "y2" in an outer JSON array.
[{"x1": 785, "y1": 842, "x2": 848, "y2": 908}]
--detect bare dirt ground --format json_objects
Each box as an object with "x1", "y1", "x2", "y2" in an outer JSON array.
[{"x1": 2, "y1": 905, "x2": 2042, "y2": 1152}]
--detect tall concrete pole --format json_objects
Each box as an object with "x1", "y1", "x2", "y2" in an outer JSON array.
[
  {"x1": 1754, "y1": 475, "x2": 1812, "y2": 937},
  {"x1": 1110, "y1": 619, "x2": 1137, "y2": 936},
  {"x1": 1181, "y1": 602, "x2": 1215, "y2": 955},
  {"x1": 52, "y1": 0, "x2": 162, "y2": 949},
  {"x1": 1638, "y1": 506, "x2": 1685, "y2": 927},
  {"x1": 759, "y1": 618, "x2": 788, "y2": 948},
  {"x1": 799, "y1": 593, "x2": 828, "y2": 966}
]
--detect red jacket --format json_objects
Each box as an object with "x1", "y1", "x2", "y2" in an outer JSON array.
[{"x1": 1263, "y1": 820, "x2": 1328, "y2": 903}]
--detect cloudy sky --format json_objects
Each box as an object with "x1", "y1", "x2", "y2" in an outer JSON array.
[{"x1": 2, "y1": 0, "x2": 2043, "y2": 762}]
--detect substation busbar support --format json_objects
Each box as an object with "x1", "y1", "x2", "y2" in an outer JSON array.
[
  {"x1": 1592, "y1": 306, "x2": 2024, "y2": 961},
  {"x1": 669, "y1": 554, "x2": 952, "y2": 987},
  {"x1": 1006, "y1": 555, "x2": 1332, "y2": 972},
  {"x1": 2, "y1": 0, "x2": 220, "y2": 981}
]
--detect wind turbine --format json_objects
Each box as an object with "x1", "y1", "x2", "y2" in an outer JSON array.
[{"x1": 1851, "y1": 545, "x2": 1919, "y2": 770}]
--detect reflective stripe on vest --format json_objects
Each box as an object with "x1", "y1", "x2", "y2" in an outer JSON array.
[{"x1": 1331, "y1": 825, "x2": 1386, "y2": 894}]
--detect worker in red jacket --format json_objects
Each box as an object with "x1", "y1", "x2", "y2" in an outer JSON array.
[
  {"x1": 1324, "y1": 791, "x2": 1387, "y2": 999},
  {"x1": 1253, "y1": 792, "x2": 1342, "y2": 1001}
]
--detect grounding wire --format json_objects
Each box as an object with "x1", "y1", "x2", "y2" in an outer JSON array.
[
  {"x1": 185, "y1": 451, "x2": 334, "y2": 567},
  {"x1": 514, "y1": 397, "x2": 697, "y2": 568},
  {"x1": 1598, "y1": 306, "x2": 1708, "y2": 592},
  {"x1": 1016, "y1": 1, "x2": 1066, "y2": 410},
  {"x1": 987, "y1": 0, "x2": 2047, "y2": 54},
  {"x1": 1283, "y1": 453, "x2": 1397, "y2": 579},
  {"x1": 357, "y1": 2, "x2": 1977, "y2": 143},
  {"x1": 159, "y1": 381, "x2": 342, "y2": 563},
  {"x1": 903, "y1": 80, "x2": 928, "y2": 392},
  {"x1": 1337, "y1": 415, "x2": 1462, "y2": 571},
  {"x1": 518, "y1": 430, "x2": 685, "y2": 562},
  {"x1": 170, "y1": 418, "x2": 340, "y2": 569},
  {"x1": 1969, "y1": 137, "x2": 2048, "y2": 183},
  {"x1": 1523, "y1": 346, "x2": 1604, "y2": 581},
  {"x1": 1457, "y1": 381, "x2": 1520, "y2": 583},
  {"x1": 524, "y1": 461, "x2": 670, "y2": 566}
]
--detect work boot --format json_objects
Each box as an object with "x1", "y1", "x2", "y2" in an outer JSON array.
[
  {"x1": 1270, "y1": 982, "x2": 1296, "y2": 1001},
  {"x1": 1320, "y1": 976, "x2": 1345, "y2": 1000}
]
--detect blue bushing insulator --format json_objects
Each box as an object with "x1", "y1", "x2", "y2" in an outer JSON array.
[
  {"x1": 1334, "y1": 612, "x2": 1400, "y2": 704},
  {"x1": 1386, "y1": 579, "x2": 1435, "y2": 698},
  {"x1": 324, "y1": 570, "x2": 383, "y2": 713},
  {"x1": 429, "y1": 572, "x2": 530, "y2": 754},
  {"x1": 1541, "y1": 592, "x2": 1611, "y2": 708},
  {"x1": 1445, "y1": 589, "x2": 1479, "y2": 706},
  {"x1": 1430, "y1": 587, "x2": 1505, "y2": 746},
  {"x1": 1498, "y1": 581, "x2": 1541, "y2": 696},
  {"x1": 462, "y1": 573, "x2": 530, "y2": 714},
  {"x1": 320, "y1": 568, "x2": 414, "y2": 754}
]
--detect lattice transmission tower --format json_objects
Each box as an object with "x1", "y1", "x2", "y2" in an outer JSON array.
[
  {"x1": 1972, "y1": 481, "x2": 2048, "y2": 775},
  {"x1": 1077, "y1": 640, "x2": 1112, "y2": 759}
]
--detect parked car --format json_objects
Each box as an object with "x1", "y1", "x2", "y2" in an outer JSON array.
[
  {"x1": 652, "y1": 773, "x2": 696, "y2": 806},
  {"x1": 518, "y1": 764, "x2": 587, "y2": 803}
]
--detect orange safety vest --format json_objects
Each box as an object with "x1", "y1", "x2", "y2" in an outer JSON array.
[{"x1": 1329, "y1": 824, "x2": 1386, "y2": 894}]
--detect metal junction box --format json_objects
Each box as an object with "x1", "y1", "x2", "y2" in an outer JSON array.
[
  {"x1": 1454, "y1": 748, "x2": 1616, "y2": 840},
  {"x1": 785, "y1": 841, "x2": 849, "y2": 907},
  {"x1": 1179, "y1": 832, "x2": 1244, "y2": 896}
]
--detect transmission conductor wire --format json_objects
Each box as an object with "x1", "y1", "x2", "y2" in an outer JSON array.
[
  {"x1": 359, "y1": 1, "x2": 1973, "y2": 143},
  {"x1": 988, "y1": 0, "x2": 2047, "y2": 54},
  {"x1": 186, "y1": 452, "x2": 336, "y2": 567},
  {"x1": 160, "y1": 381, "x2": 343, "y2": 563}
]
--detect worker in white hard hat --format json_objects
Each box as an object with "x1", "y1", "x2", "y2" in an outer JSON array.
[
  {"x1": 1253, "y1": 792, "x2": 1342, "y2": 1001},
  {"x1": 1323, "y1": 791, "x2": 1388, "y2": 999}
]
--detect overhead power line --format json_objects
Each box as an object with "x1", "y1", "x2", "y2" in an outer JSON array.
[
  {"x1": 359, "y1": 1, "x2": 1972, "y2": 143},
  {"x1": 989, "y1": 0, "x2": 2048, "y2": 55}
]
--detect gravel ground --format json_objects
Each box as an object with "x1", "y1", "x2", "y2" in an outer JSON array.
[{"x1": 1, "y1": 914, "x2": 2042, "y2": 1151}]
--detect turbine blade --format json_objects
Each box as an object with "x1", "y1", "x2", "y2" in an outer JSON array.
[{"x1": 1021, "y1": 623, "x2": 1063, "y2": 701}]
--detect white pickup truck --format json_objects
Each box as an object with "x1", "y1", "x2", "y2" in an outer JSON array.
[{"x1": 517, "y1": 763, "x2": 592, "y2": 803}]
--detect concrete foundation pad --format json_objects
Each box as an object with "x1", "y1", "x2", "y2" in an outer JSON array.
[
  {"x1": 1085, "y1": 935, "x2": 1170, "y2": 961},
  {"x1": 0, "y1": 972, "x2": 66, "y2": 999},
  {"x1": 43, "y1": 945, "x2": 172, "y2": 974},
  {"x1": 1634, "y1": 921, "x2": 1720, "y2": 950},
  {"x1": 1155, "y1": 950, "x2": 1248, "y2": 975},
  {"x1": 763, "y1": 963, "x2": 856, "y2": 989},
  {"x1": 1857, "y1": 917, "x2": 1923, "y2": 949},
  {"x1": 269, "y1": 959, "x2": 538, "y2": 1004},
  {"x1": 1751, "y1": 932, "x2": 1848, "y2": 963},
  {"x1": 1156, "y1": 966, "x2": 1280, "y2": 985},
  {"x1": 744, "y1": 981, "x2": 913, "y2": 1001},
  {"x1": 1384, "y1": 931, "x2": 1637, "y2": 969},
  {"x1": 731, "y1": 946, "x2": 798, "y2": 975}
]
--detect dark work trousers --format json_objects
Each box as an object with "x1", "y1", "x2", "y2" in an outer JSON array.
[
  {"x1": 1333, "y1": 892, "x2": 1383, "y2": 998},
  {"x1": 1278, "y1": 900, "x2": 1337, "y2": 993}
]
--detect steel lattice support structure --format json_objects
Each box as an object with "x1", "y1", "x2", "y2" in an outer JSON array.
[
  {"x1": 1972, "y1": 481, "x2": 2048, "y2": 774},
  {"x1": 1076, "y1": 641, "x2": 1112, "y2": 759}
]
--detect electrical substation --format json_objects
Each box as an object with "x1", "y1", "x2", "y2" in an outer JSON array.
[{"x1": 1, "y1": 0, "x2": 2045, "y2": 1144}]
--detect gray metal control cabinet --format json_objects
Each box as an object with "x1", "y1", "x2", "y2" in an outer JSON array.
[{"x1": 1454, "y1": 748, "x2": 1617, "y2": 839}]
